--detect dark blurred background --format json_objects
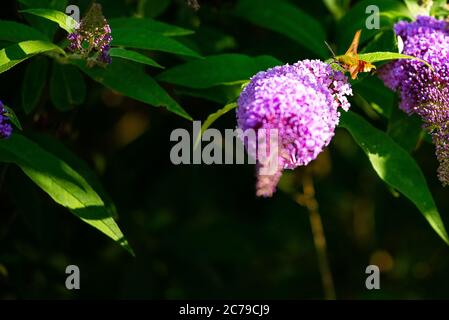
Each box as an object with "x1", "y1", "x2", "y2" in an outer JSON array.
[{"x1": 1, "y1": 0, "x2": 449, "y2": 299}]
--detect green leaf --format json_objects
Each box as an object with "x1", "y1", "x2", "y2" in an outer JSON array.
[
  {"x1": 340, "y1": 111, "x2": 449, "y2": 245},
  {"x1": 0, "y1": 40, "x2": 65, "y2": 74},
  {"x1": 0, "y1": 20, "x2": 49, "y2": 42},
  {"x1": 72, "y1": 59, "x2": 191, "y2": 120},
  {"x1": 235, "y1": 0, "x2": 327, "y2": 58},
  {"x1": 3, "y1": 105, "x2": 23, "y2": 130},
  {"x1": 337, "y1": 0, "x2": 410, "y2": 49},
  {"x1": 157, "y1": 54, "x2": 281, "y2": 89},
  {"x1": 111, "y1": 28, "x2": 201, "y2": 58},
  {"x1": 109, "y1": 17, "x2": 193, "y2": 36},
  {"x1": 109, "y1": 48, "x2": 163, "y2": 69},
  {"x1": 387, "y1": 107, "x2": 423, "y2": 153},
  {"x1": 358, "y1": 51, "x2": 432, "y2": 68},
  {"x1": 50, "y1": 62, "x2": 86, "y2": 111},
  {"x1": 20, "y1": 8, "x2": 78, "y2": 33},
  {"x1": 194, "y1": 102, "x2": 238, "y2": 149},
  {"x1": 0, "y1": 133, "x2": 133, "y2": 254},
  {"x1": 22, "y1": 56, "x2": 49, "y2": 114}
]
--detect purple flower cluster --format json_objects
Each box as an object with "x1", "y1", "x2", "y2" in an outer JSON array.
[
  {"x1": 237, "y1": 59, "x2": 352, "y2": 197},
  {"x1": 67, "y1": 3, "x2": 112, "y2": 65},
  {"x1": 378, "y1": 16, "x2": 449, "y2": 185},
  {"x1": 0, "y1": 101, "x2": 12, "y2": 139}
]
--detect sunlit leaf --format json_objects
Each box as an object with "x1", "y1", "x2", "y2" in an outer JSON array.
[
  {"x1": 340, "y1": 111, "x2": 449, "y2": 245},
  {"x1": 0, "y1": 133, "x2": 134, "y2": 255},
  {"x1": 20, "y1": 8, "x2": 78, "y2": 33},
  {"x1": 0, "y1": 40, "x2": 65, "y2": 74}
]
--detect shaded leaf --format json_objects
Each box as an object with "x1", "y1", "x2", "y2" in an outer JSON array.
[
  {"x1": 72, "y1": 59, "x2": 191, "y2": 120},
  {"x1": 352, "y1": 76, "x2": 395, "y2": 118},
  {"x1": 235, "y1": 0, "x2": 328, "y2": 58},
  {"x1": 111, "y1": 28, "x2": 201, "y2": 58},
  {"x1": 22, "y1": 56, "x2": 49, "y2": 114},
  {"x1": 109, "y1": 17, "x2": 193, "y2": 36},
  {"x1": 176, "y1": 85, "x2": 242, "y2": 105},
  {"x1": 157, "y1": 54, "x2": 281, "y2": 89},
  {"x1": 50, "y1": 62, "x2": 86, "y2": 111},
  {"x1": 0, "y1": 20, "x2": 49, "y2": 42},
  {"x1": 387, "y1": 107, "x2": 423, "y2": 153}
]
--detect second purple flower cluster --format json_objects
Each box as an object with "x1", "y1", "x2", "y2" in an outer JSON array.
[
  {"x1": 0, "y1": 101, "x2": 12, "y2": 139},
  {"x1": 379, "y1": 16, "x2": 449, "y2": 185},
  {"x1": 67, "y1": 3, "x2": 112, "y2": 65}
]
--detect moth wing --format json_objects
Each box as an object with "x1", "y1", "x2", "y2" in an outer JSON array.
[{"x1": 345, "y1": 29, "x2": 362, "y2": 57}]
